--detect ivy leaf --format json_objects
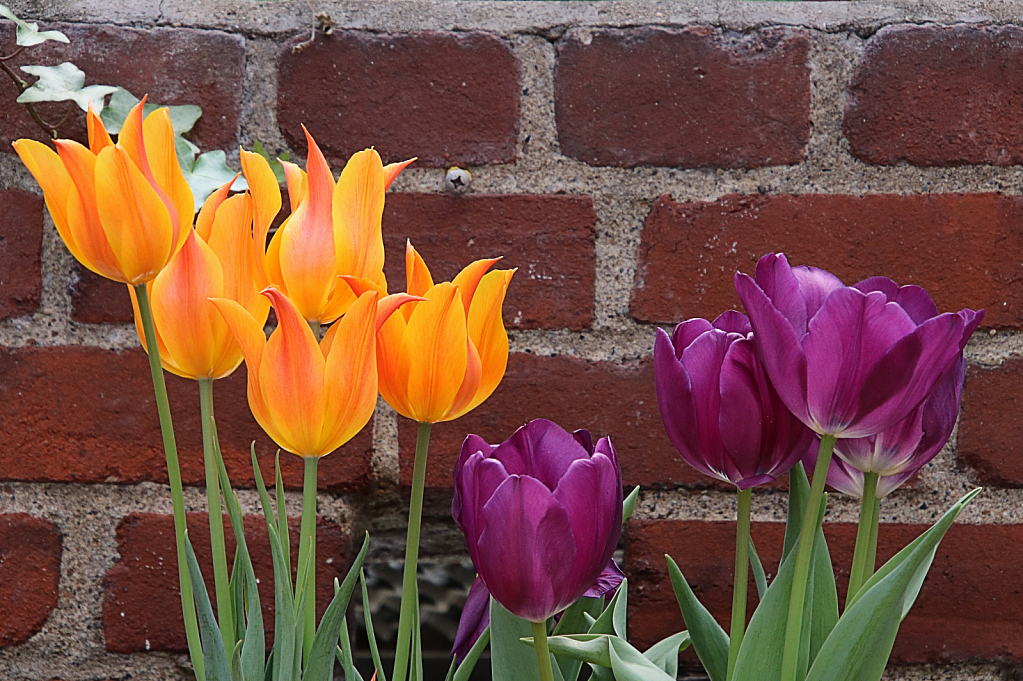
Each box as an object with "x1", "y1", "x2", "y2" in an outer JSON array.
[
  {"x1": 100, "y1": 87, "x2": 201, "y2": 136},
  {"x1": 16, "y1": 63, "x2": 116, "y2": 113},
  {"x1": 181, "y1": 150, "x2": 247, "y2": 212},
  {"x1": 0, "y1": 5, "x2": 69, "y2": 46},
  {"x1": 253, "y1": 140, "x2": 290, "y2": 185}
]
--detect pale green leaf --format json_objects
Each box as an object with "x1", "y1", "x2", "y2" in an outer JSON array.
[
  {"x1": 665, "y1": 555, "x2": 728, "y2": 681},
  {"x1": 642, "y1": 630, "x2": 690, "y2": 677},
  {"x1": 17, "y1": 63, "x2": 116, "y2": 113},
  {"x1": 622, "y1": 486, "x2": 641, "y2": 525},
  {"x1": 99, "y1": 86, "x2": 201, "y2": 135},
  {"x1": 183, "y1": 150, "x2": 247, "y2": 212},
  {"x1": 184, "y1": 533, "x2": 232, "y2": 681},
  {"x1": 0, "y1": 5, "x2": 68, "y2": 46},
  {"x1": 491, "y1": 598, "x2": 544, "y2": 681}
]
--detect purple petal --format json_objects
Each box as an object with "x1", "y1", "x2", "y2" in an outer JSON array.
[
  {"x1": 454, "y1": 455, "x2": 511, "y2": 568},
  {"x1": 680, "y1": 330, "x2": 736, "y2": 479},
  {"x1": 573, "y1": 429, "x2": 594, "y2": 454},
  {"x1": 712, "y1": 310, "x2": 753, "y2": 335},
  {"x1": 849, "y1": 311, "x2": 966, "y2": 437},
  {"x1": 490, "y1": 419, "x2": 588, "y2": 491},
  {"x1": 735, "y1": 272, "x2": 811, "y2": 427},
  {"x1": 454, "y1": 434, "x2": 498, "y2": 521},
  {"x1": 553, "y1": 454, "x2": 623, "y2": 595},
  {"x1": 914, "y1": 356, "x2": 965, "y2": 463},
  {"x1": 803, "y1": 288, "x2": 916, "y2": 435},
  {"x1": 792, "y1": 265, "x2": 845, "y2": 320},
  {"x1": 751, "y1": 253, "x2": 809, "y2": 335},
  {"x1": 855, "y1": 277, "x2": 940, "y2": 325},
  {"x1": 476, "y1": 475, "x2": 577, "y2": 622},
  {"x1": 451, "y1": 576, "x2": 490, "y2": 662},
  {"x1": 718, "y1": 339, "x2": 764, "y2": 481},
  {"x1": 959, "y1": 309, "x2": 984, "y2": 350},
  {"x1": 583, "y1": 559, "x2": 626, "y2": 598},
  {"x1": 876, "y1": 470, "x2": 916, "y2": 498},
  {"x1": 594, "y1": 436, "x2": 624, "y2": 497},
  {"x1": 672, "y1": 318, "x2": 715, "y2": 357},
  {"x1": 853, "y1": 276, "x2": 899, "y2": 302}
]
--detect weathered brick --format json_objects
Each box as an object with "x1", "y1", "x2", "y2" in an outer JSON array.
[
  {"x1": 384, "y1": 194, "x2": 595, "y2": 330},
  {"x1": 0, "y1": 347, "x2": 373, "y2": 491},
  {"x1": 70, "y1": 265, "x2": 133, "y2": 324},
  {"x1": 103, "y1": 512, "x2": 349, "y2": 652},
  {"x1": 278, "y1": 31, "x2": 519, "y2": 167},
  {"x1": 959, "y1": 359, "x2": 1023, "y2": 487},
  {"x1": 0, "y1": 189, "x2": 43, "y2": 319},
  {"x1": 631, "y1": 193, "x2": 1021, "y2": 328},
  {"x1": 0, "y1": 514, "x2": 61, "y2": 647},
  {"x1": 627, "y1": 519, "x2": 1023, "y2": 664},
  {"x1": 398, "y1": 352, "x2": 716, "y2": 497},
  {"x1": 555, "y1": 27, "x2": 810, "y2": 168},
  {"x1": 0, "y1": 23, "x2": 244, "y2": 152},
  {"x1": 845, "y1": 26, "x2": 1023, "y2": 166}
]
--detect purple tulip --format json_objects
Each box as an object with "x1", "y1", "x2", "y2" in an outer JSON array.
[
  {"x1": 734, "y1": 253, "x2": 982, "y2": 439},
  {"x1": 804, "y1": 353, "x2": 968, "y2": 497},
  {"x1": 654, "y1": 310, "x2": 815, "y2": 489},
  {"x1": 452, "y1": 419, "x2": 623, "y2": 623}
]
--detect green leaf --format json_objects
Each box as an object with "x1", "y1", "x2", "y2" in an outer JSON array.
[
  {"x1": 805, "y1": 488, "x2": 981, "y2": 681},
  {"x1": 303, "y1": 534, "x2": 370, "y2": 681},
  {"x1": 360, "y1": 568, "x2": 387, "y2": 681},
  {"x1": 491, "y1": 598, "x2": 543, "y2": 681},
  {"x1": 782, "y1": 462, "x2": 810, "y2": 566},
  {"x1": 99, "y1": 87, "x2": 201, "y2": 135},
  {"x1": 532, "y1": 634, "x2": 613, "y2": 667},
  {"x1": 335, "y1": 617, "x2": 363, "y2": 681},
  {"x1": 642, "y1": 630, "x2": 690, "y2": 677},
  {"x1": 551, "y1": 597, "x2": 603, "y2": 681},
  {"x1": 586, "y1": 580, "x2": 626, "y2": 638},
  {"x1": 182, "y1": 150, "x2": 246, "y2": 212},
  {"x1": 608, "y1": 637, "x2": 678, "y2": 681},
  {"x1": 452, "y1": 625, "x2": 490, "y2": 681},
  {"x1": 622, "y1": 485, "x2": 641, "y2": 525},
  {"x1": 16, "y1": 63, "x2": 116, "y2": 113},
  {"x1": 0, "y1": 5, "x2": 68, "y2": 46},
  {"x1": 275, "y1": 452, "x2": 291, "y2": 578},
  {"x1": 749, "y1": 538, "x2": 768, "y2": 600},
  {"x1": 808, "y1": 507, "x2": 839, "y2": 668},
  {"x1": 184, "y1": 533, "x2": 232, "y2": 681},
  {"x1": 231, "y1": 640, "x2": 244, "y2": 681},
  {"x1": 665, "y1": 555, "x2": 728, "y2": 681}
]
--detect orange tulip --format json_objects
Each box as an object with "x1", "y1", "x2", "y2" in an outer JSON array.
[
  {"x1": 128, "y1": 183, "x2": 270, "y2": 380},
  {"x1": 13, "y1": 100, "x2": 193, "y2": 285},
  {"x1": 349, "y1": 241, "x2": 515, "y2": 424},
  {"x1": 211, "y1": 285, "x2": 415, "y2": 457},
  {"x1": 239, "y1": 129, "x2": 414, "y2": 326}
]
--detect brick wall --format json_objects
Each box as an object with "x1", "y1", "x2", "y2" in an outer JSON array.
[{"x1": 1, "y1": 2, "x2": 1021, "y2": 680}]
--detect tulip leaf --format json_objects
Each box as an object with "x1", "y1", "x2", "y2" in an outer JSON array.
[
  {"x1": 231, "y1": 640, "x2": 244, "y2": 681},
  {"x1": 665, "y1": 555, "x2": 728, "y2": 681},
  {"x1": 552, "y1": 597, "x2": 603, "y2": 681},
  {"x1": 608, "y1": 637, "x2": 678, "y2": 681},
  {"x1": 335, "y1": 616, "x2": 363, "y2": 681},
  {"x1": 0, "y1": 5, "x2": 69, "y2": 46},
  {"x1": 749, "y1": 538, "x2": 768, "y2": 600},
  {"x1": 184, "y1": 533, "x2": 232, "y2": 681},
  {"x1": 360, "y1": 568, "x2": 387, "y2": 681},
  {"x1": 452, "y1": 625, "x2": 490, "y2": 681},
  {"x1": 643, "y1": 630, "x2": 691, "y2": 677},
  {"x1": 809, "y1": 513, "x2": 839, "y2": 668},
  {"x1": 782, "y1": 462, "x2": 811, "y2": 566},
  {"x1": 275, "y1": 452, "x2": 291, "y2": 578},
  {"x1": 805, "y1": 488, "x2": 981, "y2": 681},
  {"x1": 622, "y1": 486, "x2": 641, "y2": 526},
  {"x1": 528, "y1": 634, "x2": 613, "y2": 667},
  {"x1": 587, "y1": 580, "x2": 626, "y2": 638},
  {"x1": 16, "y1": 63, "x2": 117, "y2": 113},
  {"x1": 491, "y1": 598, "x2": 550, "y2": 681},
  {"x1": 303, "y1": 534, "x2": 370, "y2": 681}
]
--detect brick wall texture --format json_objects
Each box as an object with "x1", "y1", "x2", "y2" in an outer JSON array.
[{"x1": 1, "y1": 2, "x2": 1022, "y2": 680}]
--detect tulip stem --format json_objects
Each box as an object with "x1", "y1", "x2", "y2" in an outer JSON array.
[
  {"x1": 530, "y1": 620, "x2": 556, "y2": 681},
  {"x1": 392, "y1": 421, "x2": 432, "y2": 681},
  {"x1": 298, "y1": 455, "x2": 318, "y2": 664},
  {"x1": 846, "y1": 472, "x2": 880, "y2": 609},
  {"x1": 726, "y1": 487, "x2": 752, "y2": 681},
  {"x1": 198, "y1": 378, "x2": 235, "y2": 655},
  {"x1": 134, "y1": 284, "x2": 204, "y2": 681},
  {"x1": 780, "y1": 433, "x2": 836, "y2": 681}
]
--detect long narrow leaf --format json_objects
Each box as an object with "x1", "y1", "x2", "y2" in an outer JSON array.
[
  {"x1": 665, "y1": 556, "x2": 727, "y2": 681},
  {"x1": 265, "y1": 520, "x2": 296, "y2": 681},
  {"x1": 185, "y1": 534, "x2": 231, "y2": 681},
  {"x1": 275, "y1": 452, "x2": 291, "y2": 575},
  {"x1": 643, "y1": 631, "x2": 690, "y2": 677},
  {"x1": 253, "y1": 445, "x2": 293, "y2": 597},
  {"x1": 587, "y1": 581, "x2": 626, "y2": 638},
  {"x1": 748, "y1": 538, "x2": 768, "y2": 600},
  {"x1": 782, "y1": 463, "x2": 810, "y2": 566},
  {"x1": 360, "y1": 568, "x2": 387, "y2": 681}
]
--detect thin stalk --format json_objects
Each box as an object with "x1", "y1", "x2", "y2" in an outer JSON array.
[
  {"x1": 392, "y1": 421, "x2": 432, "y2": 681},
  {"x1": 198, "y1": 378, "x2": 235, "y2": 653},
  {"x1": 726, "y1": 488, "x2": 752, "y2": 681},
  {"x1": 779, "y1": 434, "x2": 836, "y2": 681},
  {"x1": 530, "y1": 620, "x2": 555, "y2": 681},
  {"x1": 846, "y1": 472, "x2": 880, "y2": 608},
  {"x1": 134, "y1": 284, "x2": 204, "y2": 681},
  {"x1": 298, "y1": 455, "x2": 319, "y2": 664},
  {"x1": 866, "y1": 495, "x2": 881, "y2": 582}
]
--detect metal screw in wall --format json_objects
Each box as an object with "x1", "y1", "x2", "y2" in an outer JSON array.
[{"x1": 445, "y1": 166, "x2": 472, "y2": 194}]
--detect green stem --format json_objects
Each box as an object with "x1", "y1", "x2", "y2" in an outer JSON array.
[
  {"x1": 134, "y1": 284, "x2": 204, "y2": 681},
  {"x1": 198, "y1": 378, "x2": 234, "y2": 654},
  {"x1": 298, "y1": 455, "x2": 319, "y2": 664},
  {"x1": 726, "y1": 488, "x2": 752, "y2": 681},
  {"x1": 530, "y1": 620, "x2": 555, "y2": 681},
  {"x1": 779, "y1": 434, "x2": 836, "y2": 681},
  {"x1": 846, "y1": 472, "x2": 879, "y2": 608},
  {"x1": 392, "y1": 421, "x2": 432, "y2": 681},
  {"x1": 866, "y1": 495, "x2": 881, "y2": 582}
]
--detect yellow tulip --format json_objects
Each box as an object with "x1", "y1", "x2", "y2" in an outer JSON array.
[
  {"x1": 128, "y1": 184, "x2": 270, "y2": 380},
  {"x1": 348, "y1": 241, "x2": 515, "y2": 424},
  {"x1": 211, "y1": 285, "x2": 415, "y2": 458},
  {"x1": 238, "y1": 129, "x2": 414, "y2": 326},
  {"x1": 13, "y1": 99, "x2": 193, "y2": 285}
]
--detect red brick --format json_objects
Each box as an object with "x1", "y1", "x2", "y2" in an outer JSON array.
[
  {"x1": 0, "y1": 24, "x2": 244, "y2": 152},
  {"x1": 103, "y1": 512, "x2": 350, "y2": 652},
  {"x1": 398, "y1": 352, "x2": 720, "y2": 497},
  {"x1": 0, "y1": 514, "x2": 61, "y2": 647},
  {"x1": 627, "y1": 519, "x2": 1023, "y2": 664},
  {"x1": 959, "y1": 359, "x2": 1023, "y2": 487},
  {"x1": 69, "y1": 265, "x2": 133, "y2": 324},
  {"x1": 845, "y1": 26, "x2": 1023, "y2": 166},
  {"x1": 631, "y1": 193, "x2": 1021, "y2": 328},
  {"x1": 0, "y1": 189, "x2": 43, "y2": 319},
  {"x1": 278, "y1": 31, "x2": 519, "y2": 168},
  {"x1": 0, "y1": 346, "x2": 372, "y2": 492},
  {"x1": 384, "y1": 194, "x2": 595, "y2": 330},
  {"x1": 554, "y1": 27, "x2": 810, "y2": 169}
]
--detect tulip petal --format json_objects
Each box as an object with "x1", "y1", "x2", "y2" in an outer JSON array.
[
  {"x1": 454, "y1": 434, "x2": 498, "y2": 489},
  {"x1": 383, "y1": 158, "x2": 416, "y2": 190},
  {"x1": 320, "y1": 290, "x2": 380, "y2": 454},
  {"x1": 195, "y1": 176, "x2": 236, "y2": 243},
  {"x1": 54, "y1": 140, "x2": 116, "y2": 274},
  {"x1": 444, "y1": 337, "x2": 483, "y2": 421},
  {"x1": 671, "y1": 318, "x2": 715, "y2": 358},
  {"x1": 718, "y1": 338, "x2": 764, "y2": 481},
  {"x1": 751, "y1": 253, "x2": 808, "y2": 336},
  {"x1": 856, "y1": 277, "x2": 939, "y2": 325},
  {"x1": 916, "y1": 356, "x2": 965, "y2": 461},
  {"x1": 280, "y1": 160, "x2": 306, "y2": 212},
  {"x1": 333, "y1": 148, "x2": 385, "y2": 280},
  {"x1": 207, "y1": 194, "x2": 261, "y2": 310},
  {"x1": 490, "y1": 419, "x2": 588, "y2": 492},
  {"x1": 405, "y1": 241, "x2": 434, "y2": 300},
  {"x1": 116, "y1": 98, "x2": 151, "y2": 180},
  {"x1": 455, "y1": 453, "x2": 510, "y2": 567},
  {"x1": 142, "y1": 108, "x2": 194, "y2": 249},
  {"x1": 712, "y1": 310, "x2": 752, "y2": 335},
  {"x1": 477, "y1": 475, "x2": 577, "y2": 622},
  {"x1": 451, "y1": 576, "x2": 490, "y2": 663},
  {"x1": 583, "y1": 560, "x2": 626, "y2": 599},
  {"x1": 791, "y1": 265, "x2": 845, "y2": 320},
  {"x1": 240, "y1": 148, "x2": 282, "y2": 285},
  {"x1": 87, "y1": 106, "x2": 113, "y2": 154},
  {"x1": 376, "y1": 303, "x2": 415, "y2": 420},
  {"x1": 452, "y1": 257, "x2": 500, "y2": 315},
  {"x1": 129, "y1": 282, "x2": 176, "y2": 371},
  {"x1": 260, "y1": 288, "x2": 327, "y2": 455},
  {"x1": 401, "y1": 282, "x2": 468, "y2": 423},
  {"x1": 680, "y1": 329, "x2": 735, "y2": 478},
  {"x1": 459, "y1": 269, "x2": 514, "y2": 416}
]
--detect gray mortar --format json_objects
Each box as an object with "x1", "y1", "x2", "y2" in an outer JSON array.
[{"x1": 2, "y1": 2, "x2": 1023, "y2": 679}]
